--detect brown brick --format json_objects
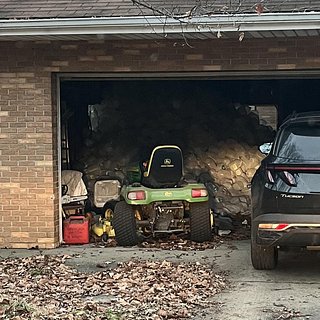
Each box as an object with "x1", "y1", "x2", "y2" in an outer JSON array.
[
  {"x1": 96, "y1": 56, "x2": 114, "y2": 61},
  {"x1": 37, "y1": 237, "x2": 55, "y2": 244},
  {"x1": 268, "y1": 47, "x2": 287, "y2": 53},
  {"x1": 78, "y1": 56, "x2": 95, "y2": 61},
  {"x1": 11, "y1": 231, "x2": 29, "y2": 237},
  {"x1": 123, "y1": 49, "x2": 140, "y2": 55},
  {"x1": 20, "y1": 216, "x2": 38, "y2": 222},
  {"x1": 202, "y1": 65, "x2": 222, "y2": 71},
  {"x1": 8, "y1": 243, "x2": 30, "y2": 249},
  {"x1": 277, "y1": 63, "x2": 297, "y2": 69},
  {"x1": 52, "y1": 61, "x2": 69, "y2": 67},
  {"x1": 61, "y1": 45, "x2": 78, "y2": 50},
  {"x1": 185, "y1": 54, "x2": 203, "y2": 60}
]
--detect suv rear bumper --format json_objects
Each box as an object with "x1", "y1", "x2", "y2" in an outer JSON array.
[{"x1": 252, "y1": 213, "x2": 320, "y2": 247}]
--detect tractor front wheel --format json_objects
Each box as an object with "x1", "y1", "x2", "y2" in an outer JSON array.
[
  {"x1": 113, "y1": 201, "x2": 138, "y2": 246},
  {"x1": 189, "y1": 202, "x2": 212, "y2": 242}
]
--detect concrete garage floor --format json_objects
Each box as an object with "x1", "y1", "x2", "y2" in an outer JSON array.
[{"x1": 1, "y1": 240, "x2": 320, "y2": 320}]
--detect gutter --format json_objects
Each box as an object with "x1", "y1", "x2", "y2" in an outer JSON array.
[{"x1": 0, "y1": 12, "x2": 319, "y2": 37}]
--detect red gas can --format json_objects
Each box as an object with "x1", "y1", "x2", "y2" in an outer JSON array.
[{"x1": 63, "y1": 216, "x2": 89, "y2": 244}]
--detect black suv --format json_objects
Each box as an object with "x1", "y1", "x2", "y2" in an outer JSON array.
[{"x1": 251, "y1": 112, "x2": 320, "y2": 269}]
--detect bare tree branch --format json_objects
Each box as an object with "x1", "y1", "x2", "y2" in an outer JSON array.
[
  {"x1": 130, "y1": 0, "x2": 315, "y2": 44},
  {"x1": 132, "y1": 0, "x2": 199, "y2": 22},
  {"x1": 131, "y1": 0, "x2": 316, "y2": 16}
]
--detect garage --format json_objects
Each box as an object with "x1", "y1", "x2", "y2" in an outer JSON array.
[
  {"x1": 1, "y1": 0, "x2": 320, "y2": 248},
  {"x1": 58, "y1": 75, "x2": 320, "y2": 243}
]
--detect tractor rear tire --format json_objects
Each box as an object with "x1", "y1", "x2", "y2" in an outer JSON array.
[
  {"x1": 113, "y1": 201, "x2": 138, "y2": 246},
  {"x1": 190, "y1": 202, "x2": 212, "y2": 242}
]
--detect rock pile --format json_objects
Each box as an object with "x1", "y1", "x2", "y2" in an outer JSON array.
[
  {"x1": 68, "y1": 83, "x2": 275, "y2": 217},
  {"x1": 185, "y1": 139, "x2": 266, "y2": 216}
]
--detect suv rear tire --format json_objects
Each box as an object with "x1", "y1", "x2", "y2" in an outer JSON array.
[{"x1": 251, "y1": 229, "x2": 278, "y2": 270}]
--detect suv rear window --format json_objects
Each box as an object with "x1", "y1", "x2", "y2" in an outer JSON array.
[{"x1": 276, "y1": 123, "x2": 320, "y2": 161}]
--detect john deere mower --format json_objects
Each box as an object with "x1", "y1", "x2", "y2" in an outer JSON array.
[{"x1": 113, "y1": 145, "x2": 212, "y2": 246}]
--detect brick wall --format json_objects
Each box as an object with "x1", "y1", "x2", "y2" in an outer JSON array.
[{"x1": 0, "y1": 36, "x2": 320, "y2": 248}]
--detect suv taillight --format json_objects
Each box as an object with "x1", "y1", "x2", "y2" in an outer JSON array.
[
  {"x1": 265, "y1": 166, "x2": 297, "y2": 186},
  {"x1": 259, "y1": 223, "x2": 289, "y2": 231},
  {"x1": 265, "y1": 170, "x2": 275, "y2": 184},
  {"x1": 280, "y1": 171, "x2": 297, "y2": 186}
]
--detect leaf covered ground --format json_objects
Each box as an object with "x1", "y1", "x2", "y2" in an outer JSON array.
[{"x1": 0, "y1": 254, "x2": 227, "y2": 320}]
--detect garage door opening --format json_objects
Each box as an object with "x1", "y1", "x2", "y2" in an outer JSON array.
[{"x1": 58, "y1": 76, "x2": 320, "y2": 243}]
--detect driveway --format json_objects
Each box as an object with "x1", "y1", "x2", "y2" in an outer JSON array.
[
  {"x1": 1, "y1": 240, "x2": 319, "y2": 319},
  {"x1": 208, "y1": 241, "x2": 320, "y2": 320}
]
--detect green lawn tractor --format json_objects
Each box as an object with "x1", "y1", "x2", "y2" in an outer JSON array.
[{"x1": 113, "y1": 145, "x2": 212, "y2": 246}]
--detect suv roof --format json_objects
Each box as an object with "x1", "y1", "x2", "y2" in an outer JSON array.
[{"x1": 281, "y1": 111, "x2": 320, "y2": 127}]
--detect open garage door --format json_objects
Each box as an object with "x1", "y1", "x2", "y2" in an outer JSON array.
[{"x1": 57, "y1": 73, "x2": 320, "y2": 243}]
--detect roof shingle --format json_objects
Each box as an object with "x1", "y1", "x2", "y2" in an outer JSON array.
[{"x1": 0, "y1": 0, "x2": 320, "y2": 19}]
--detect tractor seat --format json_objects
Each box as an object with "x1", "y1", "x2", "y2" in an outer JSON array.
[{"x1": 141, "y1": 145, "x2": 183, "y2": 188}]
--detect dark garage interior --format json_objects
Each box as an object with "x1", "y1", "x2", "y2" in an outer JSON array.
[
  {"x1": 59, "y1": 77, "x2": 320, "y2": 226},
  {"x1": 60, "y1": 78, "x2": 320, "y2": 166}
]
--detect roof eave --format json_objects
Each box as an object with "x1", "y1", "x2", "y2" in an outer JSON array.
[{"x1": 0, "y1": 12, "x2": 319, "y2": 38}]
